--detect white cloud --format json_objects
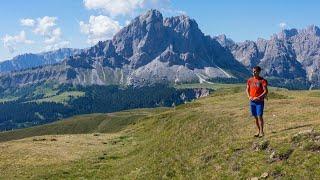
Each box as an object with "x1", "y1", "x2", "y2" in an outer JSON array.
[
  {"x1": 44, "y1": 28, "x2": 62, "y2": 44},
  {"x1": 83, "y1": 0, "x2": 180, "y2": 17},
  {"x1": 34, "y1": 16, "x2": 57, "y2": 36},
  {"x1": 279, "y1": 22, "x2": 287, "y2": 29},
  {"x1": 80, "y1": 15, "x2": 121, "y2": 44},
  {"x1": 20, "y1": 18, "x2": 35, "y2": 27},
  {"x1": 2, "y1": 16, "x2": 70, "y2": 56},
  {"x1": 31, "y1": 16, "x2": 69, "y2": 51},
  {"x1": 84, "y1": 0, "x2": 142, "y2": 17},
  {"x1": 20, "y1": 16, "x2": 63, "y2": 45},
  {"x1": 2, "y1": 31, "x2": 34, "y2": 53}
]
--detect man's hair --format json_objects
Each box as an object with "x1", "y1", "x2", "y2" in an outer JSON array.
[{"x1": 253, "y1": 66, "x2": 262, "y2": 72}]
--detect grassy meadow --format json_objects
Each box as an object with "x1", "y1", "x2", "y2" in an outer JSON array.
[{"x1": 0, "y1": 83, "x2": 320, "y2": 179}]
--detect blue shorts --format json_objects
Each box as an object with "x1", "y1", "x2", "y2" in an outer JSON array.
[{"x1": 250, "y1": 100, "x2": 264, "y2": 117}]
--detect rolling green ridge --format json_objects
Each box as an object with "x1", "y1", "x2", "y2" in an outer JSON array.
[{"x1": 0, "y1": 84, "x2": 320, "y2": 179}]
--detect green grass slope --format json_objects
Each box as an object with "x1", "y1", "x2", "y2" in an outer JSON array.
[
  {"x1": 1, "y1": 85, "x2": 320, "y2": 179},
  {"x1": 0, "y1": 108, "x2": 167, "y2": 142}
]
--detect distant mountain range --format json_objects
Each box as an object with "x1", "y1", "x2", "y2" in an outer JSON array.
[
  {"x1": 1, "y1": 10, "x2": 320, "y2": 89},
  {"x1": 0, "y1": 48, "x2": 82, "y2": 72},
  {"x1": 215, "y1": 25, "x2": 320, "y2": 89}
]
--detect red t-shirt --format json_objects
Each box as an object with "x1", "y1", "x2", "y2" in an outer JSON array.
[{"x1": 247, "y1": 77, "x2": 268, "y2": 99}]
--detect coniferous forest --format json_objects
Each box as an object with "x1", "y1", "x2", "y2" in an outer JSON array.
[{"x1": 0, "y1": 83, "x2": 203, "y2": 131}]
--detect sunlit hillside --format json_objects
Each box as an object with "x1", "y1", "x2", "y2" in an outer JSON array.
[{"x1": 1, "y1": 84, "x2": 320, "y2": 179}]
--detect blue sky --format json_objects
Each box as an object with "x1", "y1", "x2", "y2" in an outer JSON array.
[{"x1": 1, "y1": 0, "x2": 320, "y2": 60}]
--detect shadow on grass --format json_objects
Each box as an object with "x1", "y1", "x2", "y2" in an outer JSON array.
[{"x1": 278, "y1": 124, "x2": 313, "y2": 133}]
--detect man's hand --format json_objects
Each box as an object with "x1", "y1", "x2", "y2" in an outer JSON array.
[
  {"x1": 249, "y1": 96, "x2": 260, "y2": 101},
  {"x1": 252, "y1": 97, "x2": 261, "y2": 101}
]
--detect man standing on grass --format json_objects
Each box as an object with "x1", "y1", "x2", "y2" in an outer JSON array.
[{"x1": 246, "y1": 66, "x2": 268, "y2": 138}]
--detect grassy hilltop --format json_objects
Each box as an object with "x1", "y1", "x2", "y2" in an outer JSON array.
[{"x1": 0, "y1": 83, "x2": 320, "y2": 179}]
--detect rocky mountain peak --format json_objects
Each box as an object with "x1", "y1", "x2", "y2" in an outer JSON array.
[
  {"x1": 140, "y1": 9, "x2": 163, "y2": 24},
  {"x1": 277, "y1": 28, "x2": 298, "y2": 39},
  {"x1": 302, "y1": 25, "x2": 320, "y2": 36},
  {"x1": 111, "y1": 9, "x2": 167, "y2": 62},
  {"x1": 164, "y1": 14, "x2": 200, "y2": 36},
  {"x1": 214, "y1": 34, "x2": 235, "y2": 48}
]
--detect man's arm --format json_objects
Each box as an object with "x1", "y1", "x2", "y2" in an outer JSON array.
[
  {"x1": 246, "y1": 84, "x2": 252, "y2": 100},
  {"x1": 257, "y1": 85, "x2": 268, "y2": 99}
]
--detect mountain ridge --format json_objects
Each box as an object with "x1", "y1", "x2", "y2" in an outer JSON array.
[
  {"x1": 215, "y1": 24, "x2": 320, "y2": 89},
  {"x1": 0, "y1": 48, "x2": 82, "y2": 72},
  {"x1": 0, "y1": 9, "x2": 250, "y2": 88},
  {"x1": 2, "y1": 10, "x2": 320, "y2": 89}
]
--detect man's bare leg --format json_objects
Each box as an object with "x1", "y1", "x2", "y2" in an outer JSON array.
[
  {"x1": 254, "y1": 116, "x2": 260, "y2": 137},
  {"x1": 258, "y1": 116, "x2": 264, "y2": 137}
]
